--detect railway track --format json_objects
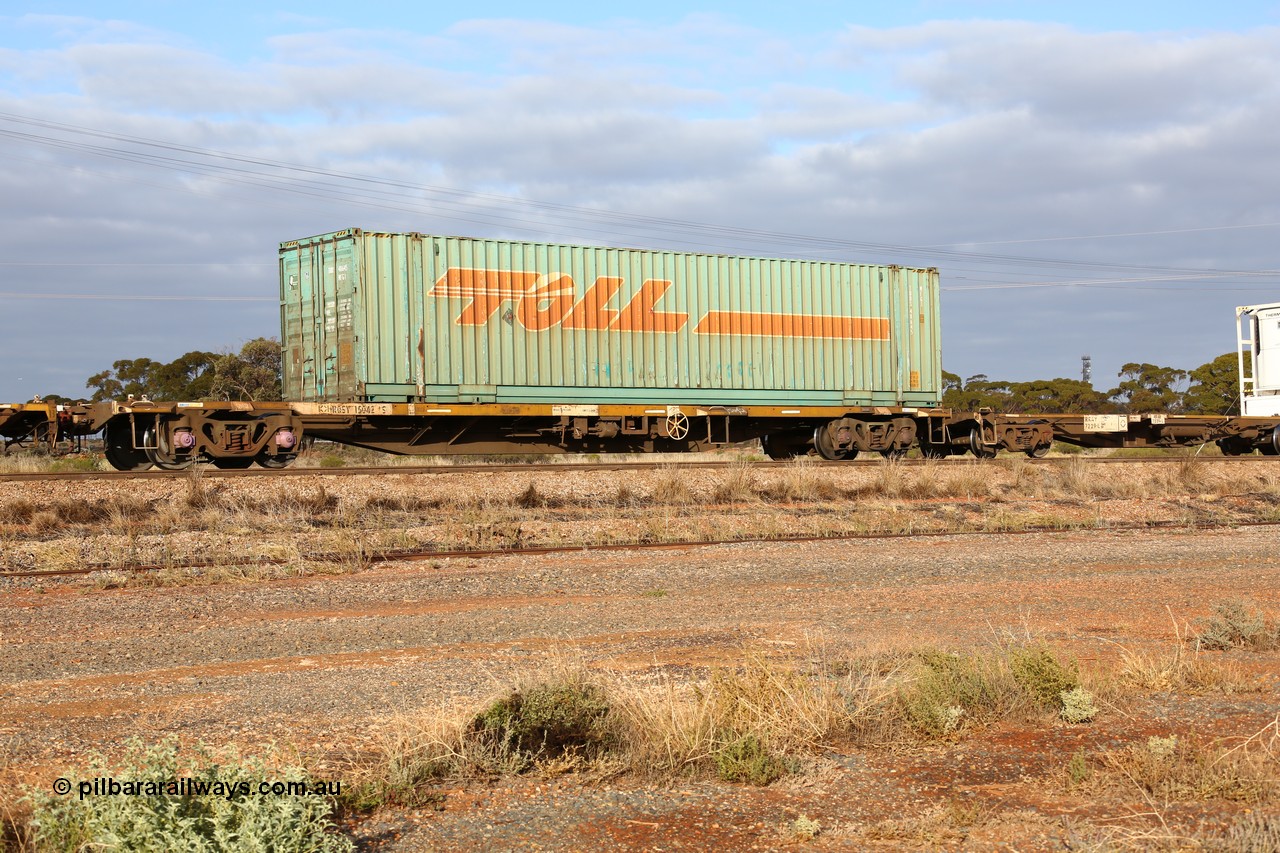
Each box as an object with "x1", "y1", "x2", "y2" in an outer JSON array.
[
  {"x1": 0, "y1": 453, "x2": 1271, "y2": 483},
  {"x1": 4, "y1": 518, "x2": 1278, "y2": 581}
]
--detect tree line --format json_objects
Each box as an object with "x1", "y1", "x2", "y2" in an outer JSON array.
[
  {"x1": 944, "y1": 352, "x2": 1246, "y2": 415},
  {"x1": 36, "y1": 338, "x2": 283, "y2": 404}
]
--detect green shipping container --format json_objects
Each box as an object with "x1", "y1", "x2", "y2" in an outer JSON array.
[{"x1": 279, "y1": 229, "x2": 941, "y2": 407}]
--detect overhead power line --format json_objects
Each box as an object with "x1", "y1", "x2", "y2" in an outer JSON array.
[{"x1": 0, "y1": 111, "x2": 1276, "y2": 292}]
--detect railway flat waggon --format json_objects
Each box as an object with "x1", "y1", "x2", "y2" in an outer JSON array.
[{"x1": 4, "y1": 235, "x2": 1280, "y2": 470}]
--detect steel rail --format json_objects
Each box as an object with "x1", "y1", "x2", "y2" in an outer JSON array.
[
  {"x1": 0, "y1": 454, "x2": 1272, "y2": 483},
  {"x1": 4, "y1": 519, "x2": 1278, "y2": 581}
]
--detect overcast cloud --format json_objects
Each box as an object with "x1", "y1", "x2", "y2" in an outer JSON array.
[{"x1": 2, "y1": 8, "x2": 1279, "y2": 401}]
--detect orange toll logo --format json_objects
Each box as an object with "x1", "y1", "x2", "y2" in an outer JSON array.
[{"x1": 429, "y1": 268, "x2": 890, "y2": 340}]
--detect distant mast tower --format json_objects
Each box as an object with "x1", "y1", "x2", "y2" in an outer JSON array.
[{"x1": 1081, "y1": 354, "x2": 1093, "y2": 385}]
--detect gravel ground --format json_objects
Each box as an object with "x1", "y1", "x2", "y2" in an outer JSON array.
[{"x1": 2, "y1": 465, "x2": 1279, "y2": 850}]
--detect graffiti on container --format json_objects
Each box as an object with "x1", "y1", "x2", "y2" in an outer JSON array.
[{"x1": 429, "y1": 269, "x2": 890, "y2": 340}]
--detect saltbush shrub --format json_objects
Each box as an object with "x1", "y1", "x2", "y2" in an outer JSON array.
[{"x1": 25, "y1": 739, "x2": 351, "y2": 853}]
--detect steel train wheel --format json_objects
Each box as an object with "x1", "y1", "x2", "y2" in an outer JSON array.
[
  {"x1": 1217, "y1": 436, "x2": 1253, "y2": 456},
  {"x1": 760, "y1": 434, "x2": 802, "y2": 460},
  {"x1": 1261, "y1": 429, "x2": 1280, "y2": 456},
  {"x1": 255, "y1": 451, "x2": 297, "y2": 469},
  {"x1": 142, "y1": 425, "x2": 194, "y2": 471},
  {"x1": 969, "y1": 428, "x2": 998, "y2": 459},
  {"x1": 1024, "y1": 419, "x2": 1052, "y2": 458},
  {"x1": 103, "y1": 421, "x2": 152, "y2": 472},
  {"x1": 813, "y1": 423, "x2": 855, "y2": 461}
]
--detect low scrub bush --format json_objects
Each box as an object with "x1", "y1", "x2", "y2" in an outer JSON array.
[
  {"x1": 1065, "y1": 749, "x2": 1093, "y2": 786},
  {"x1": 24, "y1": 739, "x2": 351, "y2": 852},
  {"x1": 1196, "y1": 599, "x2": 1280, "y2": 651},
  {"x1": 897, "y1": 649, "x2": 1022, "y2": 738},
  {"x1": 791, "y1": 814, "x2": 822, "y2": 841},
  {"x1": 467, "y1": 677, "x2": 613, "y2": 773},
  {"x1": 713, "y1": 733, "x2": 787, "y2": 785},
  {"x1": 47, "y1": 455, "x2": 101, "y2": 473},
  {"x1": 1101, "y1": 729, "x2": 1278, "y2": 804},
  {"x1": 1059, "y1": 686, "x2": 1098, "y2": 723},
  {"x1": 1008, "y1": 645, "x2": 1080, "y2": 710}
]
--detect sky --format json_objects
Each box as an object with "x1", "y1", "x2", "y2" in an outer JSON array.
[{"x1": 3, "y1": 1, "x2": 1280, "y2": 402}]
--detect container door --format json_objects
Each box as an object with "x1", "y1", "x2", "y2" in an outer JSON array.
[
  {"x1": 280, "y1": 246, "x2": 319, "y2": 400},
  {"x1": 329, "y1": 239, "x2": 359, "y2": 400},
  {"x1": 307, "y1": 237, "x2": 359, "y2": 400}
]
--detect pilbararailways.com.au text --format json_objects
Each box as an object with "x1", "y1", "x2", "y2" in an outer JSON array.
[{"x1": 53, "y1": 776, "x2": 341, "y2": 801}]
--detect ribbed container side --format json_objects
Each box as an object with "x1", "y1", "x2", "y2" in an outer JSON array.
[{"x1": 279, "y1": 229, "x2": 942, "y2": 406}]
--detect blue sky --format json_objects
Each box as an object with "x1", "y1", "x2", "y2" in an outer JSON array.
[
  {"x1": 9, "y1": 2, "x2": 1280, "y2": 43},
  {"x1": 3, "y1": 2, "x2": 1280, "y2": 400}
]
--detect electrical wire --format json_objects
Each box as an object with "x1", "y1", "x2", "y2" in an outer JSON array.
[{"x1": 0, "y1": 110, "x2": 1277, "y2": 293}]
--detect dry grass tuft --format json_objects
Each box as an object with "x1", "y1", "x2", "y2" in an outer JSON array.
[
  {"x1": 1111, "y1": 641, "x2": 1253, "y2": 695},
  {"x1": 711, "y1": 460, "x2": 758, "y2": 504},
  {"x1": 513, "y1": 482, "x2": 549, "y2": 509},
  {"x1": 762, "y1": 458, "x2": 843, "y2": 502},
  {"x1": 651, "y1": 464, "x2": 696, "y2": 505},
  {"x1": 182, "y1": 470, "x2": 223, "y2": 510},
  {"x1": 362, "y1": 494, "x2": 437, "y2": 513},
  {"x1": 268, "y1": 485, "x2": 339, "y2": 517},
  {"x1": 864, "y1": 459, "x2": 909, "y2": 498},
  {"x1": 864, "y1": 798, "x2": 991, "y2": 845},
  {"x1": 611, "y1": 650, "x2": 851, "y2": 783},
  {"x1": 1099, "y1": 719, "x2": 1279, "y2": 804},
  {"x1": 1165, "y1": 453, "x2": 1210, "y2": 492},
  {"x1": 933, "y1": 464, "x2": 992, "y2": 499},
  {"x1": 3, "y1": 499, "x2": 36, "y2": 524},
  {"x1": 614, "y1": 484, "x2": 642, "y2": 508}
]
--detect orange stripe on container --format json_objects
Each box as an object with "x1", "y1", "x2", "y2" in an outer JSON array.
[{"x1": 692, "y1": 311, "x2": 890, "y2": 340}]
